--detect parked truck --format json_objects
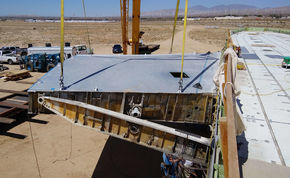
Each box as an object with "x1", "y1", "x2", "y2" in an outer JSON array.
[
  {"x1": 1, "y1": 46, "x2": 27, "y2": 56},
  {"x1": 0, "y1": 51, "x2": 20, "y2": 64},
  {"x1": 27, "y1": 44, "x2": 91, "y2": 58}
]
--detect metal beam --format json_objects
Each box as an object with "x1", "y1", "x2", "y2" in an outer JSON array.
[
  {"x1": 39, "y1": 96, "x2": 210, "y2": 146},
  {"x1": 38, "y1": 96, "x2": 212, "y2": 162},
  {"x1": 120, "y1": 0, "x2": 129, "y2": 54},
  {"x1": 0, "y1": 117, "x2": 16, "y2": 124},
  {"x1": 0, "y1": 101, "x2": 28, "y2": 110},
  {"x1": 0, "y1": 89, "x2": 27, "y2": 95},
  {"x1": 132, "y1": 0, "x2": 140, "y2": 54}
]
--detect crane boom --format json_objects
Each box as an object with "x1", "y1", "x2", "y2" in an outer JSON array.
[
  {"x1": 120, "y1": 0, "x2": 129, "y2": 54},
  {"x1": 132, "y1": 0, "x2": 141, "y2": 54}
]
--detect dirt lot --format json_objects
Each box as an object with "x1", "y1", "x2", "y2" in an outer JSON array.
[
  {"x1": 0, "y1": 20, "x2": 228, "y2": 54},
  {"x1": 0, "y1": 65, "x2": 108, "y2": 178},
  {"x1": 0, "y1": 20, "x2": 227, "y2": 178}
]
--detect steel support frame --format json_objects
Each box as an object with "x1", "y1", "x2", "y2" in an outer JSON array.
[{"x1": 132, "y1": 0, "x2": 140, "y2": 54}]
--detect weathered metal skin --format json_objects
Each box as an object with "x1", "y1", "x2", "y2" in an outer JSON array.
[
  {"x1": 29, "y1": 92, "x2": 216, "y2": 124},
  {"x1": 29, "y1": 92, "x2": 217, "y2": 166}
]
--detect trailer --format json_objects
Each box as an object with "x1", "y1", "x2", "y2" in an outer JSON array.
[{"x1": 27, "y1": 44, "x2": 90, "y2": 58}]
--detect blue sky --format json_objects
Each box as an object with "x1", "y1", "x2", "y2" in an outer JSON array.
[{"x1": 0, "y1": 0, "x2": 289, "y2": 17}]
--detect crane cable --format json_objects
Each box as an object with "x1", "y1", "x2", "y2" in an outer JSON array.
[
  {"x1": 178, "y1": 0, "x2": 188, "y2": 92},
  {"x1": 169, "y1": 0, "x2": 180, "y2": 54},
  {"x1": 81, "y1": 0, "x2": 92, "y2": 53},
  {"x1": 60, "y1": 0, "x2": 64, "y2": 90}
]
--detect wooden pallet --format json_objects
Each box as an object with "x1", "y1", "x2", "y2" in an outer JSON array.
[{"x1": 4, "y1": 71, "x2": 31, "y2": 81}]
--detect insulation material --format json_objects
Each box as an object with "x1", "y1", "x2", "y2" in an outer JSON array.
[{"x1": 213, "y1": 48, "x2": 245, "y2": 136}]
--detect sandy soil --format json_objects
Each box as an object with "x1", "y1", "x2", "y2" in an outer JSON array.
[
  {"x1": 0, "y1": 65, "x2": 44, "y2": 98},
  {"x1": 0, "y1": 21, "x2": 227, "y2": 54},
  {"x1": 0, "y1": 114, "x2": 108, "y2": 178},
  {"x1": 0, "y1": 64, "x2": 108, "y2": 178},
  {"x1": 0, "y1": 20, "x2": 226, "y2": 178}
]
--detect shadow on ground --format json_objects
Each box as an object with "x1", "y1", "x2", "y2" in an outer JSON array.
[
  {"x1": 237, "y1": 132, "x2": 249, "y2": 178},
  {"x1": 92, "y1": 136, "x2": 162, "y2": 178},
  {"x1": 0, "y1": 112, "x2": 48, "y2": 139}
]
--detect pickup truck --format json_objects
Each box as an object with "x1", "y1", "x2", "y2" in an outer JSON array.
[
  {"x1": 0, "y1": 51, "x2": 20, "y2": 64},
  {"x1": 1, "y1": 46, "x2": 27, "y2": 56}
]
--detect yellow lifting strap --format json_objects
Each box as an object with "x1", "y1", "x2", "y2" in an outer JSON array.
[
  {"x1": 60, "y1": 0, "x2": 64, "y2": 89},
  {"x1": 179, "y1": 0, "x2": 188, "y2": 91},
  {"x1": 169, "y1": 0, "x2": 180, "y2": 54}
]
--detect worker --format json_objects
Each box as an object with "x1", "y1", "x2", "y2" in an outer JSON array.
[
  {"x1": 139, "y1": 31, "x2": 145, "y2": 45},
  {"x1": 161, "y1": 153, "x2": 181, "y2": 178},
  {"x1": 128, "y1": 31, "x2": 145, "y2": 46},
  {"x1": 160, "y1": 153, "x2": 198, "y2": 178},
  {"x1": 236, "y1": 46, "x2": 241, "y2": 57}
]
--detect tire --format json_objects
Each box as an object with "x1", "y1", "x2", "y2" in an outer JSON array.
[
  {"x1": 8, "y1": 59, "x2": 13, "y2": 65},
  {"x1": 46, "y1": 63, "x2": 55, "y2": 72},
  {"x1": 25, "y1": 61, "x2": 34, "y2": 72},
  {"x1": 19, "y1": 62, "x2": 25, "y2": 70},
  {"x1": 21, "y1": 52, "x2": 27, "y2": 56}
]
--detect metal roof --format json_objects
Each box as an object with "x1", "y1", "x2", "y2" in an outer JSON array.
[{"x1": 28, "y1": 53, "x2": 220, "y2": 93}]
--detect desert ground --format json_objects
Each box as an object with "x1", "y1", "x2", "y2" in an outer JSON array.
[
  {"x1": 0, "y1": 19, "x2": 289, "y2": 177},
  {"x1": 0, "y1": 20, "x2": 229, "y2": 54}
]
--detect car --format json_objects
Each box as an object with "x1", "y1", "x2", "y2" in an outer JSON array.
[
  {"x1": 112, "y1": 44, "x2": 123, "y2": 54},
  {"x1": 282, "y1": 56, "x2": 290, "y2": 69}
]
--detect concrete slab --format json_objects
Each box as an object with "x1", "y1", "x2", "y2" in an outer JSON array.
[
  {"x1": 232, "y1": 31, "x2": 290, "y2": 167},
  {"x1": 242, "y1": 159, "x2": 290, "y2": 178}
]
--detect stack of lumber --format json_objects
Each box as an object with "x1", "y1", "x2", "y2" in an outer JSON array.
[{"x1": 4, "y1": 70, "x2": 31, "y2": 81}]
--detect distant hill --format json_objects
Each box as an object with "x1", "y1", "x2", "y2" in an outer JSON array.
[{"x1": 142, "y1": 4, "x2": 290, "y2": 17}]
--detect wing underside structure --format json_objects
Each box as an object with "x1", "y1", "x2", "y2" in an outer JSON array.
[{"x1": 28, "y1": 53, "x2": 220, "y2": 174}]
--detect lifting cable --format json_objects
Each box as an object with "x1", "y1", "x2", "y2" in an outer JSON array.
[
  {"x1": 28, "y1": 118, "x2": 42, "y2": 178},
  {"x1": 178, "y1": 0, "x2": 188, "y2": 92},
  {"x1": 81, "y1": 0, "x2": 92, "y2": 52},
  {"x1": 60, "y1": 0, "x2": 65, "y2": 90},
  {"x1": 169, "y1": 0, "x2": 180, "y2": 54}
]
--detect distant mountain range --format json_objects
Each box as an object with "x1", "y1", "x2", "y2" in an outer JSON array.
[
  {"x1": 1, "y1": 4, "x2": 289, "y2": 20},
  {"x1": 142, "y1": 4, "x2": 290, "y2": 17}
]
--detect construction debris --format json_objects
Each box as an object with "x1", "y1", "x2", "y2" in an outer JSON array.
[
  {"x1": 4, "y1": 70, "x2": 31, "y2": 82},
  {"x1": 0, "y1": 64, "x2": 9, "y2": 72}
]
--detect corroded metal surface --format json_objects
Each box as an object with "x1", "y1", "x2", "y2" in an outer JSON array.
[
  {"x1": 30, "y1": 92, "x2": 216, "y2": 124},
  {"x1": 38, "y1": 95, "x2": 214, "y2": 163}
]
